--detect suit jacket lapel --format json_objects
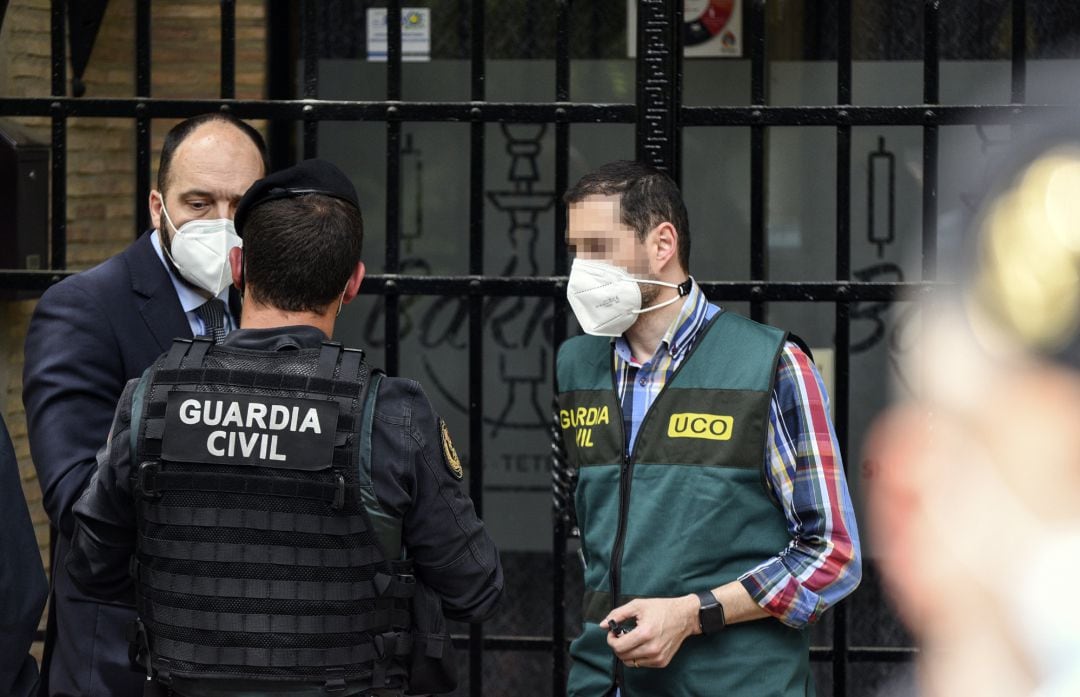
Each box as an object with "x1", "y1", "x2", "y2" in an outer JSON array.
[{"x1": 127, "y1": 231, "x2": 192, "y2": 352}]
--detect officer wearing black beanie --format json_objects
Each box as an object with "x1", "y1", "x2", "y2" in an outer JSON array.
[{"x1": 66, "y1": 159, "x2": 503, "y2": 697}]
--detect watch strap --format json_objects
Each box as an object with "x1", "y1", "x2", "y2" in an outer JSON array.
[{"x1": 696, "y1": 590, "x2": 726, "y2": 634}]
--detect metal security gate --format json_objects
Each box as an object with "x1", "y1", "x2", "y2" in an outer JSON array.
[{"x1": 3, "y1": 0, "x2": 1059, "y2": 695}]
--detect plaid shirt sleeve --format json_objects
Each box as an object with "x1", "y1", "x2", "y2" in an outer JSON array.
[{"x1": 738, "y1": 342, "x2": 862, "y2": 628}]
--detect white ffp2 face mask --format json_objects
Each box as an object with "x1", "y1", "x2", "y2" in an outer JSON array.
[
  {"x1": 566, "y1": 258, "x2": 690, "y2": 337},
  {"x1": 160, "y1": 201, "x2": 242, "y2": 297}
]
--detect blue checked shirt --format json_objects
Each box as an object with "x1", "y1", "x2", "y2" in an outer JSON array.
[{"x1": 612, "y1": 281, "x2": 861, "y2": 627}]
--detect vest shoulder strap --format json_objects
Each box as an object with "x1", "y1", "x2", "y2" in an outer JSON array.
[
  {"x1": 673, "y1": 312, "x2": 787, "y2": 392},
  {"x1": 356, "y1": 371, "x2": 403, "y2": 560},
  {"x1": 129, "y1": 364, "x2": 157, "y2": 458},
  {"x1": 556, "y1": 334, "x2": 613, "y2": 392},
  {"x1": 161, "y1": 336, "x2": 214, "y2": 371}
]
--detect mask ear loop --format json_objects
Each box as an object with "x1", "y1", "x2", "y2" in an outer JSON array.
[
  {"x1": 632, "y1": 276, "x2": 695, "y2": 315},
  {"x1": 159, "y1": 197, "x2": 178, "y2": 235},
  {"x1": 335, "y1": 283, "x2": 349, "y2": 318},
  {"x1": 157, "y1": 197, "x2": 185, "y2": 271}
]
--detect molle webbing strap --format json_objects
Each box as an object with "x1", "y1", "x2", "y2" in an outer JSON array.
[
  {"x1": 137, "y1": 536, "x2": 380, "y2": 568},
  {"x1": 138, "y1": 467, "x2": 353, "y2": 508},
  {"x1": 186, "y1": 337, "x2": 213, "y2": 366},
  {"x1": 162, "y1": 339, "x2": 193, "y2": 371},
  {"x1": 338, "y1": 347, "x2": 364, "y2": 383},
  {"x1": 150, "y1": 633, "x2": 412, "y2": 669},
  {"x1": 317, "y1": 341, "x2": 342, "y2": 380},
  {"x1": 142, "y1": 604, "x2": 410, "y2": 636},
  {"x1": 161, "y1": 337, "x2": 215, "y2": 372},
  {"x1": 136, "y1": 565, "x2": 416, "y2": 602},
  {"x1": 150, "y1": 368, "x2": 362, "y2": 398},
  {"x1": 139, "y1": 505, "x2": 369, "y2": 536}
]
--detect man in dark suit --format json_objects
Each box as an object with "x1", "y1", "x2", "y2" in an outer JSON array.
[
  {"x1": 22, "y1": 113, "x2": 267, "y2": 697},
  {"x1": 0, "y1": 414, "x2": 48, "y2": 697}
]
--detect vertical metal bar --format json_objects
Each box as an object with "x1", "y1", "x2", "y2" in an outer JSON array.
[
  {"x1": 833, "y1": 2, "x2": 852, "y2": 696},
  {"x1": 49, "y1": 0, "x2": 66, "y2": 270},
  {"x1": 1011, "y1": 0, "x2": 1026, "y2": 103},
  {"x1": 384, "y1": 0, "x2": 403, "y2": 380},
  {"x1": 552, "y1": 1, "x2": 571, "y2": 692},
  {"x1": 749, "y1": 0, "x2": 766, "y2": 322},
  {"x1": 635, "y1": 0, "x2": 683, "y2": 183},
  {"x1": 265, "y1": 6, "x2": 289, "y2": 162},
  {"x1": 590, "y1": 1, "x2": 603, "y2": 58},
  {"x1": 301, "y1": 0, "x2": 318, "y2": 158},
  {"x1": 266, "y1": 0, "x2": 296, "y2": 169},
  {"x1": 135, "y1": 0, "x2": 151, "y2": 237},
  {"x1": 467, "y1": 0, "x2": 485, "y2": 692},
  {"x1": 220, "y1": 0, "x2": 236, "y2": 100},
  {"x1": 388, "y1": 0, "x2": 403, "y2": 100},
  {"x1": 922, "y1": 1, "x2": 939, "y2": 279},
  {"x1": 456, "y1": 0, "x2": 469, "y2": 57}
]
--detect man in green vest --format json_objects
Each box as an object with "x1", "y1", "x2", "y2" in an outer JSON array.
[{"x1": 556, "y1": 160, "x2": 861, "y2": 696}]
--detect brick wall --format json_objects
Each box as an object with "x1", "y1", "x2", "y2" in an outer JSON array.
[{"x1": 0, "y1": 0, "x2": 267, "y2": 662}]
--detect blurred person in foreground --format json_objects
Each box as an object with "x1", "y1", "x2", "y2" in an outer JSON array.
[{"x1": 866, "y1": 127, "x2": 1080, "y2": 697}]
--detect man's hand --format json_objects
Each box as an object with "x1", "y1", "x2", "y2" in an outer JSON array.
[{"x1": 601, "y1": 594, "x2": 700, "y2": 669}]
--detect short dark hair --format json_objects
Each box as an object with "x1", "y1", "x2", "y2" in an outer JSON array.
[
  {"x1": 157, "y1": 113, "x2": 269, "y2": 193},
  {"x1": 242, "y1": 194, "x2": 364, "y2": 314},
  {"x1": 563, "y1": 160, "x2": 691, "y2": 271}
]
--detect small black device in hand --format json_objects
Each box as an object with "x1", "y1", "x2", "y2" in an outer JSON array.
[{"x1": 607, "y1": 619, "x2": 630, "y2": 637}]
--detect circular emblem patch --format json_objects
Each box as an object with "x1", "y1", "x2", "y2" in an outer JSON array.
[{"x1": 440, "y1": 419, "x2": 463, "y2": 480}]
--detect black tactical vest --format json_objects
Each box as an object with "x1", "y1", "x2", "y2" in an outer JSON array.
[{"x1": 128, "y1": 337, "x2": 414, "y2": 693}]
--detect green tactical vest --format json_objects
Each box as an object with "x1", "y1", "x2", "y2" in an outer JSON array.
[{"x1": 557, "y1": 311, "x2": 813, "y2": 697}]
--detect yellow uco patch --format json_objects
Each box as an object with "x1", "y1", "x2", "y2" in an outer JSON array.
[{"x1": 667, "y1": 413, "x2": 734, "y2": 441}]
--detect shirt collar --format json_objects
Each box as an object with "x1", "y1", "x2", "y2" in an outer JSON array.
[
  {"x1": 614, "y1": 278, "x2": 713, "y2": 365},
  {"x1": 665, "y1": 279, "x2": 712, "y2": 360},
  {"x1": 220, "y1": 325, "x2": 330, "y2": 351},
  {"x1": 150, "y1": 229, "x2": 232, "y2": 313}
]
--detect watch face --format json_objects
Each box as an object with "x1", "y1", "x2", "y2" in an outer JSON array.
[{"x1": 699, "y1": 599, "x2": 726, "y2": 634}]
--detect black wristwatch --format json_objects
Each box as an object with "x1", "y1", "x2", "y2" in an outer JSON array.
[{"x1": 696, "y1": 590, "x2": 726, "y2": 634}]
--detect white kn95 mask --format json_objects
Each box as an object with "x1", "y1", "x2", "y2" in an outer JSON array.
[
  {"x1": 566, "y1": 257, "x2": 691, "y2": 337},
  {"x1": 160, "y1": 202, "x2": 243, "y2": 297}
]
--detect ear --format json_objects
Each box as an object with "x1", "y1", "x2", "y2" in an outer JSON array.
[
  {"x1": 649, "y1": 222, "x2": 679, "y2": 274},
  {"x1": 149, "y1": 189, "x2": 164, "y2": 234},
  {"x1": 229, "y1": 246, "x2": 244, "y2": 292},
  {"x1": 864, "y1": 406, "x2": 931, "y2": 632},
  {"x1": 341, "y1": 261, "x2": 366, "y2": 305}
]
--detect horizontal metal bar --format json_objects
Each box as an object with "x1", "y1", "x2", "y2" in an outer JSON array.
[
  {"x1": 0, "y1": 270, "x2": 942, "y2": 302},
  {"x1": 450, "y1": 634, "x2": 556, "y2": 652},
  {"x1": 683, "y1": 104, "x2": 1059, "y2": 127},
  {"x1": 811, "y1": 646, "x2": 920, "y2": 663},
  {"x1": 30, "y1": 626, "x2": 919, "y2": 661},
  {"x1": 447, "y1": 633, "x2": 917, "y2": 662},
  {"x1": 2, "y1": 98, "x2": 1077, "y2": 127},
  {"x1": 0, "y1": 98, "x2": 634, "y2": 124}
]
